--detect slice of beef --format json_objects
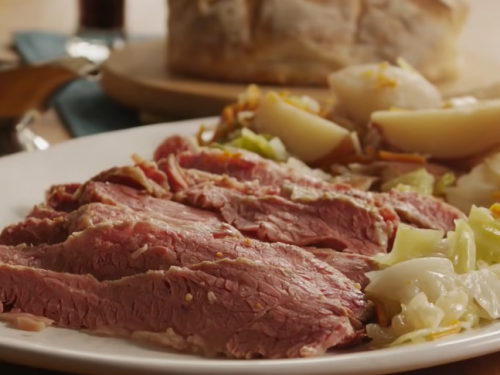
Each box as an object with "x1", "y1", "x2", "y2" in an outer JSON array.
[
  {"x1": 176, "y1": 147, "x2": 330, "y2": 189},
  {"x1": 376, "y1": 190, "x2": 466, "y2": 232},
  {"x1": 1, "y1": 182, "x2": 242, "y2": 247},
  {"x1": 89, "y1": 160, "x2": 170, "y2": 199},
  {"x1": 0, "y1": 258, "x2": 355, "y2": 358},
  {"x1": 27, "y1": 204, "x2": 67, "y2": 220},
  {"x1": 170, "y1": 146, "x2": 460, "y2": 232},
  {"x1": 0, "y1": 200, "x2": 366, "y2": 320},
  {"x1": 164, "y1": 155, "x2": 399, "y2": 253},
  {"x1": 0, "y1": 245, "x2": 37, "y2": 268},
  {"x1": 153, "y1": 134, "x2": 199, "y2": 162},
  {"x1": 160, "y1": 154, "x2": 280, "y2": 196},
  {"x1": 0, "y1": 217, "x2": 68, "y2": 246},
  {"x1": 165, "y1": 151, "x2": 403, "y2": 239},
  {"x1": 46, "y1": 183, "x2": 81, "y2": 212},
  {"x1": 132, "y1": 154, "x2": 171, "y2": 192},
  {"x1": 0, "y1": 179, "x2": 241, "y2": 248},
  {"x1": 77, "y1": 182, "x2": 243, "y2": 238},
  {"x1": 177, "y1": 184, "x2": 389, "y2": 255},
  {"x1": 46, "y1": 160, "x2": 171, "y2": 213},
  {"x1": 304, "y1": 248, "x2": 378, "y2": 289}
]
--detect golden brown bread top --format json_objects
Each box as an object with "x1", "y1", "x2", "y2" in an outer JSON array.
[{"x1": 167, "y1": 0, "x2": 469, "y2": 86}]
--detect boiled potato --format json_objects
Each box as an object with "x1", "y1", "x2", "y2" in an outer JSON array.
[
  {"x1": 328, "y1": 63, "x2": 443, "y2": 125},
  {"x1": 372, "y1": 99, "x2": 500, "y2": 159},
  {"x1": 253, "y1": 92, "x2": 355, "y2": 163}
]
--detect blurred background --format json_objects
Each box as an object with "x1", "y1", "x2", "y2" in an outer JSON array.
[
  {"x1": 0, "y1": 0, "x2": 499, "y2": 153},
  {"x1": 0, "y1": 0, "x2": 168, "y2": 150},
  {"x1": 0, "y1": 0, "x2": 166, "y2": 53},
  {"x1": 1, "y1": 0, "x2": 498, "y2": 64}
]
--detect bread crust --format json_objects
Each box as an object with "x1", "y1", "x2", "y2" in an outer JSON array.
[{"x1": 167, "y1": 0, "x2": 469, "y2": 86}]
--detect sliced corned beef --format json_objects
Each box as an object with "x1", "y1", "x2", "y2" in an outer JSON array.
[
  {"x1": 0, "y1": 133, "x2": 469, "y2": 360},
  {"x1": 176, "y1": 147, "x2": 329, "y2": 189},
  {"x1": 1, "y1": 197, "x2": 242, "y2": 250},
  {"x1": 132, "y1": 154, "x2": 171, "y2": 192},
  {"x1": 161, "y1": 155, "x2": 398, "y2": 254},
  {"x1": 45, "y1": 183, "x2": 81, "y2": 212},
  {"x1": 160, "y1": 154, "x2": 280, "y2": 196},
  {"x1": 2, "y1": 181, "x2": 230, "y2": 247},
  {"x1": 46, "y1": 160, "x2": 171, "y2": 213},
  {"x1": 167, "y1": 147, "x2": 461, "y2": 234},
  {"x1": 89, "y1": 156, "x2": 170, "y2": 199},
  {"x1": 0, "y1": 196, "x2": 366, "y2": 320},
  {"x1": 0, "y1": 259, "x2": 354, "y2": 358},
  {"x1": 153, "y1": 134, "x2": 199, "y2": 162},
  {"x1": 375, "y1": 190, "x2": 466, "y2": 232},
  {"x1": 176, "y1": 184, "x2": 389, "y2": 255},
  {"x1": 77, "y1": 181, "x2": 240, "y2": 238},
  {"x1": 27, "y1": 204, "x2": 67, "y2": 220},
  {"x1": 304, "y1": 248, "x2": 378, "y2": 289},
  {"x1": 0, "y1": 216, "x2": 67, "y2": 246}
]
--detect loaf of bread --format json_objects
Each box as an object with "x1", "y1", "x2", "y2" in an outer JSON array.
[{"x1": 167, "y1": 0, "x2": 469, "y2": 86}]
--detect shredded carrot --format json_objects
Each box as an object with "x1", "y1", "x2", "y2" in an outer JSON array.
[
  {"x1": 196, "y1": 124, "x2": 207, "y2": 146},
  {"x1": 374, "y1": 301, "x2": 389, "y2": 327},
  {"x1": 378, "y1": 150, "x2": 427, "y2": 164},
  {"x1": 364, "y1": 146, "x2": 378, "y2": 158},
  {"x1": 490, "y1": 203, "x2": 500, "y2": 219},
  {"x1": 221, "y1": 106, "x2": 235, "y2": 128},
  {"x1": 216, "y1": 150, "x2": 242, "y2": 163}
]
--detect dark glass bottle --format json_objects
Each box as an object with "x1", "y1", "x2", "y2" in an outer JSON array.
[{"x1": 66, "y1": 0, "x2": 127, "y2": 64}]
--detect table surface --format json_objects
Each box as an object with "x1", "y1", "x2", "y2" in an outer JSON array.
[{"x1": 2, "y1": 0, "x2": 500, "y2": 374}]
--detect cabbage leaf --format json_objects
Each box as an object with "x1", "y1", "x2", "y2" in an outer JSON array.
[{"x1": 381, "y1": 168, "x2": 435, "y2": 195}]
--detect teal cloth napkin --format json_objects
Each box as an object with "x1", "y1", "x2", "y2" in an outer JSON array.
[{"x1": 13, "y1": 31, "x2": 146, "y2": 137}]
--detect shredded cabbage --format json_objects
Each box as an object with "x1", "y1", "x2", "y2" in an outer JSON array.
[
  {"x1": 367, "y1": 205, "x2": 500, "y2": 347},
  {"x1": 366, "y1": 258, "x2": 468, "y2": 346},
  {"x1": 460, "y1": 269, "x2": 500, "y2": 319},
  {"x1": 434, "y1": 172, "x2": 456, "y2": 197},
  {"x1": 446, "y1": 151, "x2": 500, "y2": 213},
  {"x1": 226, "y1": 128, "x2": 289, "y2": 161},
  {"x1": 375, "y1": 224, "x2": 445, "y2": 267},
  {"x1": 448, "y1": 219, "x2": 476, "y2": 274},
  {"x1": 284, "y1": 157, "x2": 333, "y2": 182},
  {"x1": 468, "y1": 206, "x2": 500, "y2": 264},
  {"x1": 381, "y1": 168, "x2": 435, "y2": 195}
]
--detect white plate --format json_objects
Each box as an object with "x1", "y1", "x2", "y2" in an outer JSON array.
[{"x1": 1, "y1": 118, "x2": 500, "y2": 375}]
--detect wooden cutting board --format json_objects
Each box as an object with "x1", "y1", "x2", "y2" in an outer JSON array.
[{"x1": 100, "y1": 39, "x2": 500, "y2": 119}]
